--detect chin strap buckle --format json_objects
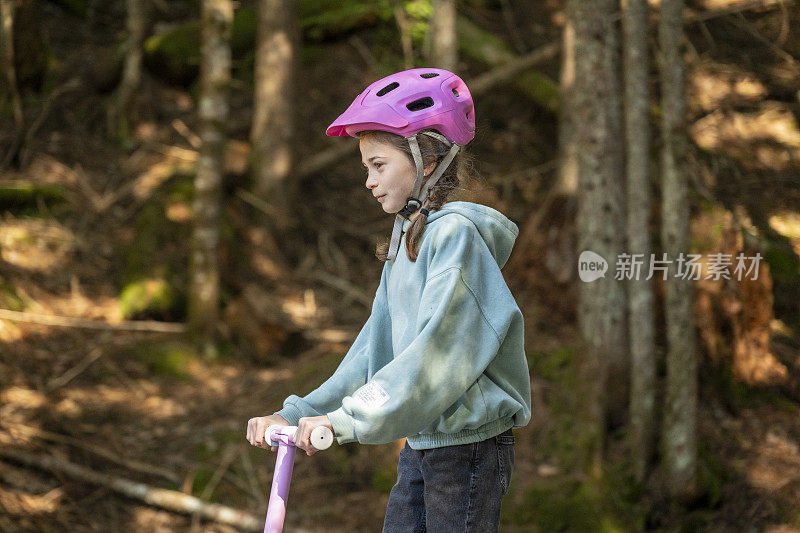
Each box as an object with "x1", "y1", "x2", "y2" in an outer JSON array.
[{"x1": 398, "y1": 197, "x2": 422, "y2": 219}]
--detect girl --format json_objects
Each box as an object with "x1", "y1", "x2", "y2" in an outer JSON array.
[{"x1": 246, "y1": 68, "x2": 531, "y2": 532}]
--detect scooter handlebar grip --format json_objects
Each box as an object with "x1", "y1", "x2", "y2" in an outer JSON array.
[
  {"x1": 310, "y1": 426, "x2": 334, "y2": 450},
  {"x1": 265, "y1": 424, "x2": 283, "y2": 447},
  {"x1": 264, "y1": 425, "x2": 334, "y2": 450}
]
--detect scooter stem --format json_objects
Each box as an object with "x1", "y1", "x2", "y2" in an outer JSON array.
[
  {"x1": 262, "y1": 425, "x2": 332, "y2": 533},
  {"x1": 264, "y1": 439, "x2": 296, "y2": 533}
]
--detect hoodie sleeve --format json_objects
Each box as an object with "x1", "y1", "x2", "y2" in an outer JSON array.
[
  {"x1": 273, "y1": 264, "x2": 391, "y2": 425},
  {"x1": 327, "y1": 222, "x2": 518, "y2": 445}
]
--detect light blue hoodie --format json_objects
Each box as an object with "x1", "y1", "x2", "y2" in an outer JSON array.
[{"x1": 275, "y1": 201, "x2": 532, "y2": 449}]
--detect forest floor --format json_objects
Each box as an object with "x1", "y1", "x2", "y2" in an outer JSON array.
[{"x1": 2, "y1": 0, "x2": 800, "y2": 531}]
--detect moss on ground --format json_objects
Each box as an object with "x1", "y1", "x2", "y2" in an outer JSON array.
[
  {"x1": 501, "y1": 476, "x2": 637, "y2": 532},
  {"x1": 133, "y1": 340, "x2": 200, "y2": 380},
  {"x1": 0, "y1": 276, "x2": 24, "y2": 311},
  {"x1": 0, "y1": 182, "x2": 67, "y2": 216},
  {"x1": 120, "y1": 178, "x2": 192, "y2": 320},
  {"x1": 119, "y1": 276, "x2": 176, "y2": 320}
]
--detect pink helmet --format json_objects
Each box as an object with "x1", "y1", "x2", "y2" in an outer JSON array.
[{"x1": 326, "y1": 67, "x2": 475, "y2": 146}]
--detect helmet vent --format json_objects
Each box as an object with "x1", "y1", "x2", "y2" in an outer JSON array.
[
  {"x1": 420, "y1": 72, "x2": 439, "y2": 78},
  {"x1": 452, "y1": 88, "x2": 460, "y2": 97},
  {"x1": 376, "y1": 82, "x2": 400, "y2": 97},
  {"x1": 406, "y1": 97, "x2": 434, "y2": 111}
]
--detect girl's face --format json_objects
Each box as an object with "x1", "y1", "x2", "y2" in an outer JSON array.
[
  {"x1": 360, "y1": 135, "x2": 416, "y2": 214},
  {"x1": 360, "y1": 135, "x2": 435, "y2": 215}
]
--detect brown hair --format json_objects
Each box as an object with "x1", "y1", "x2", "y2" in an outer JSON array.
[{"x1": 356, "y1": 129, "x2": 476, "y2": 262}]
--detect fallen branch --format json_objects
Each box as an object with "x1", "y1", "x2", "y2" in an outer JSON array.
[
  {"x1": 239, "y1": 447, "x2": 268, "y2": 510},
  {"x1": 469, "y1": 42, "x2": 561, "y2": 95},
  {"x1": 304, "y1": 328, "x2": 358, "y2": 344},
  {"x1": 0, "y1": 447, "x2": 263, "y2": 531},
  {"x1": 725, "y1": 9, "x2": 799, "y2": 73},
  {"x1": 295, "y1": 142, "x2": 360, "y2": 179},
  {"x1": 302, "y1": 270, "x2": 373, "y2": 308},
  {"x1": 684, "y1": 0, "x2": 794, "y2": 23},
  {"x1": 199, "y1": 444, "x2": 237, "y2": 502},
  {"x1": 20, "y1": 76, "x2": 83, "y2": 168},
  {"x1": 0, "y1": 308, "x2": 185, "y2": 333},
  {"x1": 234, "y1": 187, "x2": 298, "y2": 229},
  {"x1": 45, "y1": 347, "x2": 104, "y2": 391},
  {"x1": 0, "y1": 422, "x2": 182, "y2": 485}
]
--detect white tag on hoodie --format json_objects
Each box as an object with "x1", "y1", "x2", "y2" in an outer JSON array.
[{"x1": 353, "y1": 381, "x2": 390, "y2": 408}]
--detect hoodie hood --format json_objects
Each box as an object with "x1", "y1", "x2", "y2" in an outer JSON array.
[{"x1": 402, "y1": 201, "x2": 519, "y2": 268}]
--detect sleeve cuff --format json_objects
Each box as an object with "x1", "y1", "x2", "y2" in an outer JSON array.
[
  {"x1": 327, "y1": 407, "x2": 357, "y2": 445},
  {"x1": 273, "y1": 403, "x2": 304, "y2": 426}
]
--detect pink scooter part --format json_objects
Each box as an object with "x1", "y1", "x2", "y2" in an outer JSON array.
[{"x1": 263, "y1": 425, "x2": 333, "y2": 533}]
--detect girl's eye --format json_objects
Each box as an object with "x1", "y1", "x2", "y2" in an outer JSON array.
[{"x1": 374, "y1": 162, "x2": 383, "y2": 169}]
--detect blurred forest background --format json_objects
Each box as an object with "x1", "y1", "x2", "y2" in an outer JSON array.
[{"x1": 1, "y1": 0, "x2": 800, "y2": 531}]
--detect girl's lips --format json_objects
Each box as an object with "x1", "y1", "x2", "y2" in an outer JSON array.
[{"x1": 377, "y1": 195, "x2": 386, "y2": 202}]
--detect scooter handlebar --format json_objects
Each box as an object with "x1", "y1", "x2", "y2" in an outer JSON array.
[{"x1": 265, "y1": 425, "x2": 334, "y2": 450}]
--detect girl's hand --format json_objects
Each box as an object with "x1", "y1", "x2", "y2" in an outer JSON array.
[
  {"x1": 246, "y1": 414, "x2": 290, "y2": 451},
  {"x1": 295, "y1": 415, "x2": 334, "y2": 456}
]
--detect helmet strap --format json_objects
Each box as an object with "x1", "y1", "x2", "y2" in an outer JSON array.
[{"x1": 386, "y1": 133, "x2": 461, "y2": 261}]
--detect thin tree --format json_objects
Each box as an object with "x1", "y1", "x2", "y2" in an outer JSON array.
[
  {"x1": 188, "y1": 0, "x2": 233, "y2": 352},
  {"x1": 556, "y1": 6, "x2": 577, "y2": 200},
  {"x1": 251, "y1": 0, "x2": 298, "y2": 229},
  {"x1": 569, "y1": 0, "x2": 628, "y2": 473},
  {"x1": 427, "y1": 0, "x2": 457, "y2": 71},
  {"x1": 659, "y1": 0, "x2": 697, "y2": 499},
  {"x1": 602, "y1": 0, "x2": 629, "y2": 430},
  {"x1": 392, "y1": 0, "x2": 415, "y2": 69},
  {"x1": 107, "y1": 0, "x2": 149, "y2": 141},
  {"x1": 623, "y1": 0, "x2": 656, "y2": 483},
  {"x1": 0, "y1": 0, "x2": 23, "y2": 170}
]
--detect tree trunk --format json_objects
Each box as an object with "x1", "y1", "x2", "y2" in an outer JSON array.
[
  {"x1": 427, "y1": 0, "x2": 457, "y2": 71},
  {"x1": 9, "y1": 0, "x2": 44, "y2": 90},
  {"x1": 251, "y1": 0, "x2": 298, "y2": 230},
  {"x1": 601, "y1": 0, "x2": 628, "y2": 430},
  {"x1": 0, "y1": 0, "x2": 23, "y2": 170},
  {"x1": 107, "y1": 0, "x2": 149, "y2": 142},
  {"x1": 557, "y1": 11, "x2": 577, "y2": 199},
  {"x1": 0, "y1": 0, "x2": 21, "y2": 127},
  {"x1": 392, "y1": 0, "x2": 415, "y2": 69},
  {"x1": 623, "y1": 0, "x2": 657, "y2": 483},
  {"x1": 570, "y1": 0, "x2": 628, "y2": 474},
  {"x1": 188, "y1": 0, "x2": 233, "y2": 353},
  {"x1": 659, "y1": 0, "x2": 698, "y2": 500}
]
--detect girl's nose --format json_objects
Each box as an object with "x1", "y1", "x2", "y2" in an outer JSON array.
[{"x1": 365, "y1": 171, "x2": 377, "y2": 189}]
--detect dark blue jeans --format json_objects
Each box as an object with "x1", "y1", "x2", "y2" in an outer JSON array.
[{"x1": 382, "y1": 428, "x2": 515, "y2": 532}]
